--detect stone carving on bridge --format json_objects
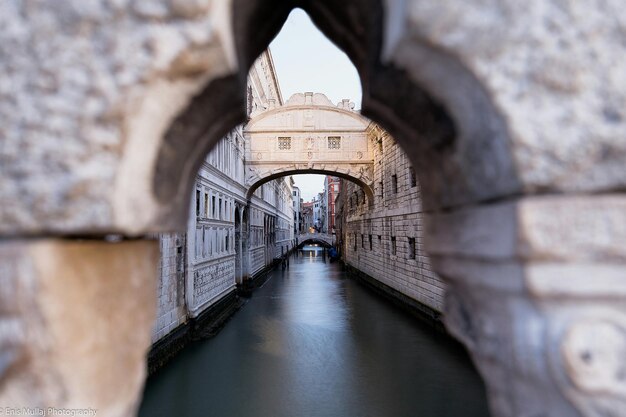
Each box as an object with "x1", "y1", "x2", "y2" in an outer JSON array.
[
  {"x1": 357, "y1": 166, "x2": 373, "y2": 183},
  {"x1": 245, "y1": 167, "x2": 262, "y2": 184}
]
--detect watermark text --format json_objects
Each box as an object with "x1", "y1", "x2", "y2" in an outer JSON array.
[{"x1": 0, "y1": 407, "x2": 97, "y2": 416}]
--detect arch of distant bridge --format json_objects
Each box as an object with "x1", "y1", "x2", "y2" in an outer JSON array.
[{"x1": 296, "y1": 233, "x2": 334, "y2": 248}]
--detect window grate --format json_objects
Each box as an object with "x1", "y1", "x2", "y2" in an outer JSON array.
[
  {"x1": 328, "y1": 136, "x2": 341, "y2": 149},
  {"x1": 278, "y1": 137, "x2": 291, "y2": 150}
]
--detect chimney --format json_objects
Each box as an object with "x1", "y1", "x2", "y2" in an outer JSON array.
[
  {"x1": 342, "y1": 99, "x2": 350, "y2": 109},
  {"x1": 304, "y1": 92, "x2": 313, "y2": 104}
]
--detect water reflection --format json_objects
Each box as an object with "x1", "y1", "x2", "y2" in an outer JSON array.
[{"x1": 139, "y1": 249, "x2": 490, "y2": 417}]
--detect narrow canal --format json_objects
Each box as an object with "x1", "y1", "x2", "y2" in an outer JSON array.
[{"x1": 139, "y1": 246, "x2": 491, "y2": 417}]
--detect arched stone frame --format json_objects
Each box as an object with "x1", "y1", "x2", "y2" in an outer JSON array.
[
  {"x1": 141, "y1": 0, "x2": 523, "y2": 398},
  {"x1": 212, "y1": 1, "x2": 619, "y2": 414},
  {"x1": 0, "y1": 1, "x2": 624, "y2": 416}
]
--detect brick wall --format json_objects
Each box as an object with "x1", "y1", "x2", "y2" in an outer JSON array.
[{"x1": 339, "y1": 127, "x2": 446, "y2": 313}]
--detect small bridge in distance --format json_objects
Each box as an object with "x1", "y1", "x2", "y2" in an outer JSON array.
[{"x1": 296, "y1": 233, "x2": 335, "y2": 248}]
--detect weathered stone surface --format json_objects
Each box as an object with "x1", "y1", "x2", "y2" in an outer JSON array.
[
  {"x1": 427, "y1": 194, "x2": 626, "y2": 417},
  {"x1": 442, "y1": 276, "x2": 582, "y2": 416},
  {"x1": 0, "y1": 0, "x2": 236, "y2": 236},
  {"x1": 425, "y1": 195, "x2": 626, "y2": 262},
  {"x1": 559, "y1": 319, "x2": 626, "y2": 414},
  {"x1": 384, "y1": 0, "x2": 626, "y2": 209},
  {"x1": 0, "y1": 239, "x2": 158, "y2": 417},
  {"x1": 526, "y1": 263, "x2": 626, "y2": 299},
  {"x1": 438, "y1": 257, "x2": 626, "y2": 417}
]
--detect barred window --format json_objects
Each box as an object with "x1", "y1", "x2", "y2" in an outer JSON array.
[
  {"x1": 328, "y1": 136, "x2": 341, "y2": 149},
  {"x1": 278, "y1": 137, "x2": 291, "y2": 150}
]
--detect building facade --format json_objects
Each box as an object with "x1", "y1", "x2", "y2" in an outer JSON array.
[
  {"x1": 292, "y1": 186, "x2": 302, "y2": 234},
  {"x1": 302, "y1": 202, "x2": 314, "y2": 233},
  {"x1": 152, "y1": 50, "x2": 295, "y2": 342},
  {"x1": 313, "y1": 195, "x2": 322, "y2": 231},
  {"x1": 324, "y1": 176, "x2": 341, "y2": 234},
  {"x1": 336, "y1": 123, "x2": 444, "y2": 313}
]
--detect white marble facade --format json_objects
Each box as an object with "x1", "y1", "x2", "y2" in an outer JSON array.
[{"x1": 153, "y1": 50, "x2": 295, "y2": 340}]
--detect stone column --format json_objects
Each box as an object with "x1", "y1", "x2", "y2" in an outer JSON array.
[
  {"x1": 426, "y1": 196, "x2": 626, "y2": 416},
  {"x1": 0, "y1": 239, "x2": 159, "y2": 417}
]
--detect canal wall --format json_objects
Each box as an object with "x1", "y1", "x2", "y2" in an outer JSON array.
[
  {"x1": 148, "y1": 248, "x2": 293, "y2": 374},
  {"x1": 337, "y1": 125, "x2": 446, "y2": 315}
]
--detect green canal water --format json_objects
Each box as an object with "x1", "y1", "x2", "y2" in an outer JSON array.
[{"x1": 139, "y1": 247, "x2": 490, "y2": 417}]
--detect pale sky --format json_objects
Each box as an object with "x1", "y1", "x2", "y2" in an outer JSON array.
[{"x1": 269, "y1": 9, "x2": 362, "y2": 202}]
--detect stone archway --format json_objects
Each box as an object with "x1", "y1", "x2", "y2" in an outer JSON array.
[
  {"x1": 246, "y1": 170, "x2": 373, "y2": 203},
  {"x1": 0, "y1": 1, "x2": 624, "y2": 417}
]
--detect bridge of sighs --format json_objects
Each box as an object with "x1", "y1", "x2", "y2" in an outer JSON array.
[{"x1": 244, "y1": 92, "x2": 374, "y2": 201}]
